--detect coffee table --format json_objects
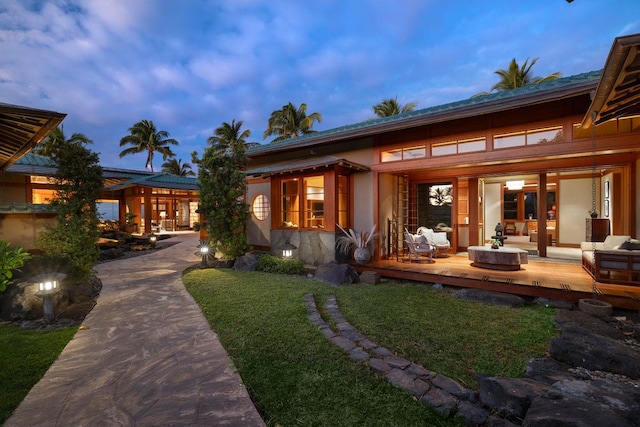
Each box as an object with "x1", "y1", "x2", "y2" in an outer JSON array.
[{"x1": 467, "y1": 245, "x2": 528, "y2": 271}]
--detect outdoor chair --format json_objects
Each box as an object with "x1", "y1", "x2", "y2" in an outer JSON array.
[
  {"x1": 416, "y1": 226, "x2": 450, "y2": 257},
  {"x1": 404, "y1": 229, "x2": 434, "y2": 263}
]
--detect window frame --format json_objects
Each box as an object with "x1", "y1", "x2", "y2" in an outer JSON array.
[{"x1": 270, "y1": 168, "x2": 351, "y2": 232}]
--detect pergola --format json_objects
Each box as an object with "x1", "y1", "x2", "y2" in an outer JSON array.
[{"x1": 0, "y1": 103, "x2": 66, "y2": 171}]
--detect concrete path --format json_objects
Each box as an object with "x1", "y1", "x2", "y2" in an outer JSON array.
[{"x1": 6, "y1": 233, "x2": 265, "y2": 427}]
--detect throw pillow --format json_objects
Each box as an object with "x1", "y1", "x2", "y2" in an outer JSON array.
[{"x1": 619, "y1": 241, "x2": 640, "y2": 251}]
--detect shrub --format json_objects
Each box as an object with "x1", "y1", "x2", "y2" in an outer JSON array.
[
  {"x1": 36, "y1": 139, "x2": 103, "y2": 280},
  {"x1": 256, "y1": 254, "x2": 304, "y2": 275},
  {"x1": 0, "y1": 241, "x2": 31, "y2": 292}
]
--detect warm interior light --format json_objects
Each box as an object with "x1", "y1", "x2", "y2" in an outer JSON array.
[{"x1": 506, "y1": 180, "x2": 524, "y2": 190}]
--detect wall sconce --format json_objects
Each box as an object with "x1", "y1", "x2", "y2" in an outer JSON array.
[
  {"x1": 280, "y1": 240, "x2": 297, "y2": 258},
  {"x1": 33, "y1": 273, "x2": 65, "y2": 321},
  {"x1": 149, "y1": 233, "x2": 157, "y2": 249}
]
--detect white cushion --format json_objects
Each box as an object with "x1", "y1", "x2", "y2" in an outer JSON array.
[{"x1": 603, "y1": 235, "x2": 631, "y2": 250}]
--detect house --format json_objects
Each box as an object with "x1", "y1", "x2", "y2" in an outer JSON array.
[
  {"x1": 245, "y1": 33, "x2": 640, "y2": 268},
  {"x1": 0, "y1": 103, "x2": 200, "y2": 250},
  {"x1": 1, "y1": 153, "x2": 199, "y2": 250}
]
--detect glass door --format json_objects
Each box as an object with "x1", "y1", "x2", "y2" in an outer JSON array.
[{"x1": 416, "y1": 182, "x2": 455, "y2": 250}]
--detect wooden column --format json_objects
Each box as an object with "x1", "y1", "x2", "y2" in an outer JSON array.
[
  {"x1": 468, "y1": 178, "x2": 480, "y2": 247},
  {"x1": 144, "y1": 188, "x2": 152, "y2": 234},
  {"x1": 537, "y1": 174, "x2": 547, "y2": 258}
]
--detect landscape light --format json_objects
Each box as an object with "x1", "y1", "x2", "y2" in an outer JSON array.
[{"x1": 280, "y1": 240, "x2": 297, "y2": 258}]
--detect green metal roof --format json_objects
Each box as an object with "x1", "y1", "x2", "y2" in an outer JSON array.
[
  {"x1": 0, "y1": 203, "x2": 53, "y2": 214},
  {"x1": 245, "y1": 155, "x2": 369, "y2": 177},
  {"x1": 247, "y1": 70, "x2": 603, "y2": 157},
  {"x1": 105, "y1": 173, "x2": 198, "y2": 191},
  {"x1": 9, "y1": 153, "x2": 198, "y2": 190}
]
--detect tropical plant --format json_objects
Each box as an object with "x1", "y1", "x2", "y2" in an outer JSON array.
[
  {"x1": 207, "y1": 119, "x2": 253, "y2": 155},
  {"x1": 160, "y1": 158, "x2": 195, "y2": 176},
  {"x1": 193, "y1": 120, "x2": 250, "y2": 259},
  {"x1": 34, "y1": 126, "x2": 92, "y2": 157},
  {"x1": 473, "y1": 57, "x2": 561, "y2": 97},
  {"x1": 119, "y1": 119, "x2": 178, "y2": 172},
  {"x1": 37, "y1": 137, "x2": 103, "y2": 280},
  {"x1": 0, "y1": 241, "x2": 31, "y2": 292},
  {"x1": 372, "y1": 95, "x2": 418, "y2": 117},
  {"x1": 263, "y1": 102, "x2": 322, "y2": 143},
  {"x1": 335, "y1": 224, "x2": 379, "y2": 254}
]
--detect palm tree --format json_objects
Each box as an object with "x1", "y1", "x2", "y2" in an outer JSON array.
[
  {"x1": 119, "y1": 119, "x2": 178, "y2": 172},
  {"x1": 263, "y1": 102, "x2": 322, "y2": 143},
  {"x1": 35, "y1": 126, "x2": 92, "y2": 157},
  {"x1": 208, "y1": 119, "x2": 253, "y2": 156},
  {"x1": 161, "y1": 158, "x2": 195, "y2": 177},
  {"x1": 372, "y1": 95, "x2": 418, "y2": 117},
  {"x1": 473, "y1": 57, "x2": 561, "y2": 97}
]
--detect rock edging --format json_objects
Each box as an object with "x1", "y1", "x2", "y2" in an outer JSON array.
[
  {"x1": 304, "y1": 293, "x2": 489, "y2": 425},
  {"x1": 305, "y1": 293, "x2": 640, "y2": 426}
]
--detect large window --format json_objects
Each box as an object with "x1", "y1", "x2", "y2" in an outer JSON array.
[
  {"x1": 281, "y1": 178, "x2": 299, "y2": 227},
  {"x1": 304, "y1": 176, "x2": 324, "y2": 228},
  {"x1": 338, "y1": 175, "x2": 348, "y2": 227},
  {"x1": 274, "y1": 171, "x2": 350, "y2": 231}
]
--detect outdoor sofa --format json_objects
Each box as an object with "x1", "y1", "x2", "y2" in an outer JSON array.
[{"x1": 581, "y1": 235, "x2": 640, "y2": 286}]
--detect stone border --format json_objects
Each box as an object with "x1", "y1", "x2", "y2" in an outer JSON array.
[{"x1": 304, "y1": 293, "x2": 489, "y2": 425}]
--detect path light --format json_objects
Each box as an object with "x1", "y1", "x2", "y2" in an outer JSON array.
[
  {"x1": 149, "y1": 233, "x2": 157, "y2": 249},
  {"x1": 33, "y1": 273, "x2": 65, "y2": 321},
  {"x1": 196, "y1": 240, "x2": 212, "y2": 267},
  {"x1": 280, "y1": 240, "x2": 297, "y2": 258}
]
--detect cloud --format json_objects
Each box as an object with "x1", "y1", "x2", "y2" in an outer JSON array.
[{"x1": 1, "y1": 0, "x2": 639, "y2": 169}]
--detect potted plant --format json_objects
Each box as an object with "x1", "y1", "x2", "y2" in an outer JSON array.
[
  {"x1": 589, "y1": 208, "x2": 599, "y2": 219},
  {"x1": 124, "y1": 213, "x2": 138, "y2": 233},
  {"x1": 336, "y1": 224, "x2": 379, "y2": 265},
  {"x1": 490, "y1": 238, "x2": 501, "y2": 249}
]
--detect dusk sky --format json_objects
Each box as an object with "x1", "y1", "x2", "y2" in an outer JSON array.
[{"x1": 2, "y1": 0, "x2": 639, "y2": 171}]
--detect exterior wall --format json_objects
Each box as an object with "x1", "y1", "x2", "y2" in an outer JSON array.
[
  {"x1": 0, "y1": 214, "x2": 56, "y2": 250},
  {"x1": 0, "y1": 174, "x2": 28, "y2": 203},
  {"x1": 378, "y1": 173, "x2": 395, "y2": 259},
  {"x1": 353, "y1": 171, "x2": 375, "y2": 234},
  {"x1": 270, "y1": 229, "x2": 338, "y2": 266},
  {"x1": 247, "y1": 180, "x2": 271, "y2": 248}
]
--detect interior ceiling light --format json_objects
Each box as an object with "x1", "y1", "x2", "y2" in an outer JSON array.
[{"x1": 506, "y1": 180, "x2": 525, "y2": 190}]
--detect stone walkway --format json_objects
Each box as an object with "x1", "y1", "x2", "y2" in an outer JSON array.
[
  {"x1": 304, "y1": 293, "x2": 489, "y2": 425},
  {"x1": 5, "y1": 233, "x2": 265, "y2": 427}
]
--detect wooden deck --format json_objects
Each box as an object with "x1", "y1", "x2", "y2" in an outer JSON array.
[{"x1": 356, "y1": 253, "x2": 640, "y2": 311}]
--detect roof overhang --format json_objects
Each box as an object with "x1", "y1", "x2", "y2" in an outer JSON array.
[
  {"x1": 581, "y1": 33, "x2": 640, "y2": 128},
  {"x1": 0, "y1": 103, "x2": 66, "y2": 171},
  {"x1": 248, "y1": 71, "x2": 600, "y2": 159},
  {"x1": 246, "y1": 155, "x2": 370, "y2": 178}
]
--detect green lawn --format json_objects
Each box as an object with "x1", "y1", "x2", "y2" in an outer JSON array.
[
  {"x1": 183, "y1": 269, "x2": 558, "y2": 427},
  {"x1": 0, "y1": 324, "x2": 77, "y2": 424}
]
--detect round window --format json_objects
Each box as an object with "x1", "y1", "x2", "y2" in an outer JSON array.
[{"x1": 252, "y1": 194, "x2": 270, "y2": 221}]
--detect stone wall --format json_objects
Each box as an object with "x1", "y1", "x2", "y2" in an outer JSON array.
[{"x1": 270, "y1": 230, "x2": 342, "y2": 266}]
